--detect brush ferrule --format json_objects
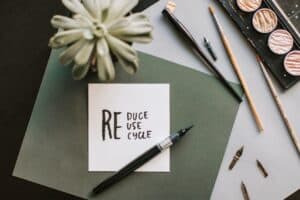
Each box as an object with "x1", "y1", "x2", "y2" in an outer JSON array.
[{"x1": 158, "y1": 134, "x2": 179, "y2": 151}]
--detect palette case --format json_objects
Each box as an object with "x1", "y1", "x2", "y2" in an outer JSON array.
[{"x1": 217, "y1": 0, "x2": 300, "y2": 90}]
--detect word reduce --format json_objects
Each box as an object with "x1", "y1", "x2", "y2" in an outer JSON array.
[{"x1": 101, "y1": 110, "x2": 152, "y2": 141}]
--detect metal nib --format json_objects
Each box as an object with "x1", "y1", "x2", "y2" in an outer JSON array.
[
  {"x1": 229, "y1": 146, "x2": 244, "y2": 170},
  {"x1": 179, "y1": 125, "x2": 194, "y2": 137},
  {"x1": 236, "y1": 146, "x2": 244, "y2": 157}
]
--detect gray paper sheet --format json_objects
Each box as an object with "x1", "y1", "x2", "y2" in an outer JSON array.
[{"x1": 13, "y1": 50, "x2": 242, "y2": 200}]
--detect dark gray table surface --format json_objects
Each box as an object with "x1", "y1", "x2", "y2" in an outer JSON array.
[
  {"x1": 0, "y1": 0, "x2": 82, "y2": 199},
  {"x1": 275, "y1": 0, "x2": 300, "y2": 31}
]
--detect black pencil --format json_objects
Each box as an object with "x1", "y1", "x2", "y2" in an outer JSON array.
[{"x1": 162, "y1": 8, "x2": 242, "y2": 102}]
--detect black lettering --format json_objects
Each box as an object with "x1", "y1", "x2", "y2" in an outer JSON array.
[
  {"x1": 147, "y1": 130, "x2": 152, "y2": 138},
  {"x1": 126, "y1": 122, "x2": 132, "y2": 130},
  {"x1": 127, "y1": 112, "x2": 132, "y2": 120},
  {"x1": 102, "y1": 110, "x2": 112, "y2": 140},
  {"x1": 144, "y1": 111, "x2": 148, "y2": 119},
  {"x1": 114, "y1": 112, "x2": 122, "y2": 139},
  {"x1": 137, "y1": 122, "x2": 142, "y2": 129}
]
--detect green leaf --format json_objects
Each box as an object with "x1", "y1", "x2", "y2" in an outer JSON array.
[
  {"x1": 82, "y1": 0, "x2": 102, "y2": 21},
  {"x1": 106, "y1": 35, "x2": 138, "y2": 74},
  {"x1": 108, "y1": 13, "x2": 153, "y2": 43},
  {"x1": 114, "y1": 53, "x2": 139, "y2": 74},
  {"x1": 72, "y1": 64, "x2": 90, "y2": 80},
  {"x1": 62, "y1": 0, "x2": 93, "y2": 20},
  {"x1": 49, "y1": 29, "x2": 83, "y2": 48},
  {"x1": 104, "y1": 0, "x2": 138, "y2": 23},
  {"x1": 108, "y1": 13, "x2": 150, "y2": 30},
  {"x1": 106, "y1": 35, "x2": 137, "y2": 60},
  {"x1": 101, "y1": 0, "x2": 110, "y2": 10},
  {"x1": 51, "y1": 15, "x2": 81, "y2": 29},
  {"x1": 59, "y1": 39, "x2": 86, "y2": 65},
  {"x1": 96, "y1": 39, "x2": 115, "y2": 80},
  {"x1": 74, "y1": 40, "x2": 95, "y2": 66},
  {"x1": 73, "y1": 14, "x2": 93, "y2": 28}
]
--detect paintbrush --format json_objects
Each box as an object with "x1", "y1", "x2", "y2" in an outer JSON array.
[
  {"x1": 257, "y1": 56, "x2": 300, "y2": 156},
  {"x1": 162, "y1": 1, "x2": 243, "y2": 103},
  {"x1": 208, "y1": 5, "x2": 264, "y2": 132}
]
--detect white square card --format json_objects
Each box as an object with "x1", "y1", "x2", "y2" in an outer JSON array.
[{"x1": 88, "y1": 84, "x2": 170, "y2": 172}]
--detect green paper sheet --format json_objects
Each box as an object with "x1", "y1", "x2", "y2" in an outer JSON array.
[{"x1": 13, "y1": 50, "x2": 242, "y2": 199}]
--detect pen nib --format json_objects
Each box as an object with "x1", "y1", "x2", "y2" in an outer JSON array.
[
  {"x1": 179, "y1": 125, "x2": 194, "y2": 137},
  {"x1": 204, "y1": 37, "x2": 208, "y2": 44}
]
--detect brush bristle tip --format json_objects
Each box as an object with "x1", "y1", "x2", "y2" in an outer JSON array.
[
  {"x1": 208, "y1": 6, "x2": 215, "y2": 13},
  {"x1": 166, "y1": 0, "x2": 177, "y2": 13},
  {"x1": 256, "y1": 55, "x2": 262, "y2": 62}
]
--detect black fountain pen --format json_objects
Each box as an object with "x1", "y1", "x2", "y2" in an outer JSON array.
[
  {"x1": 162, "y1": 8, "x2": 242, "y2": 103},
  {"x1": 92, "y1": 125, "x2": 194, "y2": 196}
]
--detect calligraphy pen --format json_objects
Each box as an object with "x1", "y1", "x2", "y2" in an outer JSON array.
[
  {"x1": 162, "y1": 4, "x2": 242, "y2": 102},
  {"x1": 91, "y1": 125, "x2": 194, "y2": 196}
]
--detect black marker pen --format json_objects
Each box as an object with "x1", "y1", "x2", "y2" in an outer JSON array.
[{"x1": 92, "y1": 125, "x2": 194, "y2": 196}]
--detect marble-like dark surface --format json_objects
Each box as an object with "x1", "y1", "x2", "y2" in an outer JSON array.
[
  {"x1": 0, "y1": 0, "x2": 83, "y2": 199},
  {"x1": 218, "y1": 0, "x2": 300, "y2": 89},
  {"x1": 275, "y1": 0, "x2": 300, "y2": 34}
]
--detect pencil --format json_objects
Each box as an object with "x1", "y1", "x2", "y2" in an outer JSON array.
[
  {"x1": 209, "y1": 6, "x2": 264, "y2": 132},
  {"x1": 257, "y1": 56, "x2": 300, "y2": 155},
  {"x1": 162, "y1": 4, "x2": 243, "y2": 103}
]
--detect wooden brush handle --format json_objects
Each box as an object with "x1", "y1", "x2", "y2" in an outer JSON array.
[
  {"x1": 260, "y1": 64, "x2": 300, "y2": 154},
  {"x1": 222, "y1": 34, "x2": 264, "y2": 132},
  {"x1": 279, "y1": 101, "x2": 300, "y2": 153},
  {"x1": 209, "y1": 7, "x2": 264, "y2": 132}
]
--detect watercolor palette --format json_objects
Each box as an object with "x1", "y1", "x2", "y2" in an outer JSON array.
[{"x1": 218, "y1": 0, "x2": 300, "y2": 90}]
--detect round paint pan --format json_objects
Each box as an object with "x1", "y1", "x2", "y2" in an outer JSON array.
[
  {"x1": 237, "y1": 0, "x2": 262, "y2": 13},
  {"x1": 284, "y1": 50, "x2": 300, "y2": 76},
  {"x1": 268, "y1": 29, "x2": 294, "y2": 55},
  {"x1": 252, "y1": 8, "x2": 278, "y2": 34}
]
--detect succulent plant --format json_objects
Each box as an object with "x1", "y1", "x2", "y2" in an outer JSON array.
[{"x1": 49, "y1": 0, "x2": 153, "y2": 80}]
